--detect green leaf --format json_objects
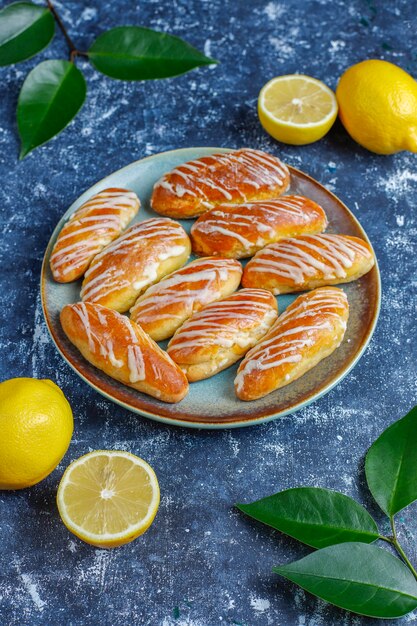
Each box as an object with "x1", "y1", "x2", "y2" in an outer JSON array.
[
  {"x1": 365, "y1": 405, "x2": 417, "y2": 517},
  {"x1": 88, "y1": 26, "x2": 217, "y2": 80},
  {"x1": 0, "y1": 2, "x2": 54, "y2": 66},
  {"x1": 274, "y1": 542, "x2": 417, "y2": 619},
  {"x1": 17, "y1": 59, "x2": 86, "y2": 158},
  {"x1": 236, "y1": 487, "x2": 379, "y2": 549}
]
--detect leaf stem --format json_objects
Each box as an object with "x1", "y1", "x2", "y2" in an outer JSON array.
[
  {"x1": 70, "y1": 50, "x2": 89, "y2": 63},
  {"x1": 389, "y1": 517, "x2": 417, "y2": 581},
  {"x1": 46, "y1": 0, "x2": 86, "y2": 61},
  {"x1": 378, "y1": 534, "x2": 394, "y2": 545}
]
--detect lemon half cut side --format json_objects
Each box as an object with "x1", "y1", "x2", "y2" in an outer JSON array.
[
  {"x1": 258, "y1": 74, "x2": 338, "y2": 145},
  {"x1": 57, "y1": 450, "x2": 160, "y2": 548}
]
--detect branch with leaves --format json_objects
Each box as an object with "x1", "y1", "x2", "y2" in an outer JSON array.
[
  {"x1": 236, "y1": 405, "x2": 417, "y2": 619},
  {"x1": 0, "y1": 1, "x2": 217, "y2": 158}
]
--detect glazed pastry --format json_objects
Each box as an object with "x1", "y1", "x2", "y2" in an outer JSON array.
[
  {"x1": 167, "y1": 289, "x2": 278, "y2": 382},
  {"x1": 130, "y1": 257, "x2": 243, "y2": 341},
  {"x1": 242, "y1": 234, "x2": 375, "y2": 294},
  {"x1": 235, "y1": 286, "x2": 349, "y2": 401},
  {"x1": 50, "y1": 188, "x2": 140, "y2": 283},
  {"x1": 151, "y1": 148, "x2": 290, "y2": 219},
  {"x1": 81, "y1": 218, "x2": 191, "y2": 313},
  {"x1": 60, "y1": 302, "x2": 189, "y2": 403},
  {"x1": 191, "y1": 196, "x2": 327, "y2": 259}
]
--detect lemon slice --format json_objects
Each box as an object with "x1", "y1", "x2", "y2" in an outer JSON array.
[
  {"x1": 57, "y1": 450, "x2": 160, "y2": 548},
  {"x1": 258, "y1": 75, "x2": 338, "y2": 145}
]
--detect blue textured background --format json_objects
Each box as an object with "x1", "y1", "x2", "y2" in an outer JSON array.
[{"x1": 0, "y1": 1, "x2": 416, "y2": 624}]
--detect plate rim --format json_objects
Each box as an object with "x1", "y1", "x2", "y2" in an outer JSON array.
[{"x1": 41, "y1": 147, "x2": 381, "y2": 430}]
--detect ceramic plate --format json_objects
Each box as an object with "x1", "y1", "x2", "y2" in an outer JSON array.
[{"x1": 41, "y1": 148, "x2": 381, "y2": 429}]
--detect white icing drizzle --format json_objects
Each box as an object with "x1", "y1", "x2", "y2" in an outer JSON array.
[
  {"x1": 235, "y1": 287, "x2": 348, "y2": 393},
  {"x1": 167, "y1": 289, "x2": 277, "y2": 354},
  {"x1": 50, "y1": 189, "x2": 139, "y2": 278},
  {"x1": 246, "y1": 234, "x2": 372, "y2": 287},
  {"x1": 153, "y1": 149, "x2": 289, "y2": 207},
  {"x1": 81, "y1": 268, "x2": 128, "y2": 302},
  {"x1": 198, "y1": 224, "x2": 254, "y2": 250},
  {"x1": 158, "y1": 245, "x2": 187, "y2": 261},
  {"x1": 81, "y1": 218, "x2": 189, "y2": 303},
  {"x1": 132, "y1": 263, "x2": 159, "y2": 291},
  {"x1": 192, "y1": 196, "x2": 325, "y2": 256},
  {"x1": 72, "y1": 301, "x2": 97, "y2": 352},
  {"x1": 101, "y1": 339, "x2": 124, "y2": 368},
  {"x1": 127, "y1": 345, "x2": 146, "y2": 382},
  {"x1": 131, "y1": 258, "x2": 242, "y2": 323},
  {"x1": 68, "y1": 303, "x2": 176, "y2": 386}
]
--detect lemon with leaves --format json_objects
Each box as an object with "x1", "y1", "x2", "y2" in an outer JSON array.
[
  {"x1": 336, "y1": 59, "x2": 417, "y2": 154},
  {"x1": 0, "y1": 378, "x2": 73, "y2": 490}
]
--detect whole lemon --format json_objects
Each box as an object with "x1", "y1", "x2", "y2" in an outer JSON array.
[
  {"x1": 336, "y1": 59, "x2": 417, "y2": 154},
  {"x1": 0, "y1": 378, "x2": 73, "y2": 490}
]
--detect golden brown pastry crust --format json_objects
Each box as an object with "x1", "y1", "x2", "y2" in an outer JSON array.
[
  {"x1": 130, "y1": 257, "x2": 243, "y2": 341},
  {"x1": 242, "y1": 234, "x2": 375, "y2": 294},
  {"x1": 235, "y1": 286, "x2": 349, "y2": 401},
  {"x1": 60, "y1": 302, "x2": 189, "y2": 403},
  {"x1": 50, "y1": 188, "x2": 140, "y2": 283},
  {"x1": 151, "y1": 149, "x2": 290, "y2": 219},
  {"x1": 80, "y1": 218, "x2": 191, "y2": 313},
  {"x1": 191, "y1": 196, "x2": 328, "y2": 259},
  {"x1": 167, "y1": 289, "x2": 278, "y2": 382}
]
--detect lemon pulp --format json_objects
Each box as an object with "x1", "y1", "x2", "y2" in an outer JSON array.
[
  {"x1": 258, "y1": 74, "x2": 338, "y2": 145},
  {"x1": 57, "y1": 450, "x2": 160, "y2": 548}
]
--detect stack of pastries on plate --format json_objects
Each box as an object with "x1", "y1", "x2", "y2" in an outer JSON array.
[{"x1": 52, "y1": 149, "x2": 375, "y2": 404}]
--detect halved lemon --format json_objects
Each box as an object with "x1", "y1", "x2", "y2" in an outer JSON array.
[
  {"x1": 258, "y1": 75, "x2": 338, "y2": 145},
  {"x1": 57, "y1": 450, "x2": 160, "y2": 548}
]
